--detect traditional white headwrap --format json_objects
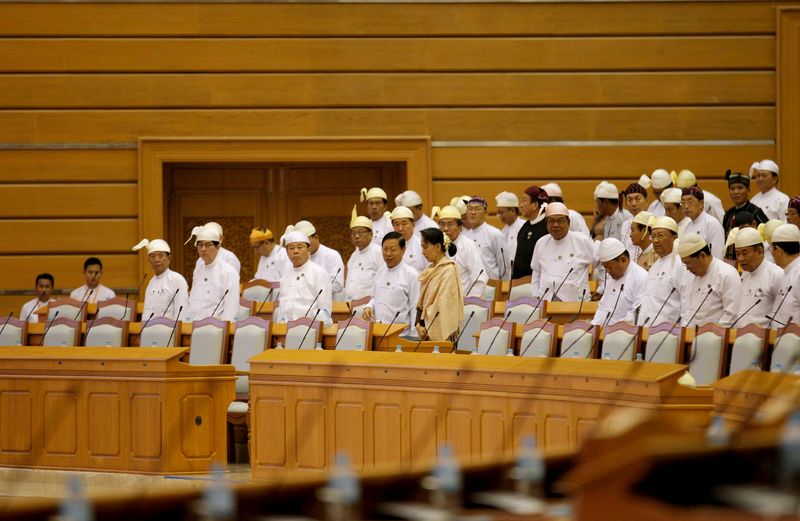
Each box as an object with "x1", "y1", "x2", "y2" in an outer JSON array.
[{"x1": 132, "y1": 238, "x2": 171, "y2": 254}]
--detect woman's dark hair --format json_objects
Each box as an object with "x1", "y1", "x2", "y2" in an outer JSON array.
[{"x1": 420, "y1": 227, "x2": 457, "y2": 256}]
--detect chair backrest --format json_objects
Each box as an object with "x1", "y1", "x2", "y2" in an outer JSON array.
[
  {"x1": 285, "y1": 317, "x2": 323, "y2": 350},
  {"x1": 334, "y1": 318, "x2": 373, "y2": 351},
  {"x1": 242, "y1": 279, "x2": 280, "y2": 302},
  {"x1": 84, "y1": 317, "x2": 129, "y2": 347},
  {"x1": 560, "y1": 320, "x2": 598, "y2": 359},
  {"x1": 96, "y1": 297, "x2": 136, "y2": 321},
  {"x1": 48, "y1": 298, "x2": 87, "y2": 321},
  {"x1": 482, "y1": 279, "x2": 502, "y2": 302},
  {"x1": 770, "y1": 323, "x2": 800, "y2": 373},
  {"x1": 508, "y1": 276, "x2": 533, "y2": 301},
  {"x1": 645, "y1": 322, "x2": 685, "y2": 363},
  {"x1": 237, "y1": 297, "x2": 254, "y2": 321},
  {"x1": 688, "y1": 323, "x2": 730, "y2": 386},
  {"x1": 350, "y1": 296, "x2": 371, "y2": 317},
  {"x1": 729, "y1": 324, "x2": 769, "y2": 375},
  {"x1": 457, "y1": 297, "x2": 495, "y2": 350},
  {"x1": 476, "y1": 318, "x2": 515, "y2": 356},
  {"x1": 139, "y1": 317, "x2": 182, "y2": 347},
  {"x1": 189, "y1": 317, "x2": 230, "y2": 365},
  {"x1": 505, "y1": 297, "x2": 542, "y2": 325},
  {"x1": 601, "y1": 322, "x2": 642, "y2": 361},
  {"x1": 519, "y1": 319, "x2": 557, "y2": 358},
  {"x1": 231, "y1": 317, "x2": 271, "y2": 395},
  {"x1": 42, "y1": 317, "x2": 81, "y2": 347},
  {"x1": 0, "y1": 317, "x2": 28, "y2": 347}
]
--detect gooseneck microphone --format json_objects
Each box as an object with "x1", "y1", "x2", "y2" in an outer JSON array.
[
  {"x1": 451, "y1": 310, "x2": 475, "y2": 348},
  {"x1": 551, "y1": 267, "x2": 574, "y2": 302},
  {"x1": 165, "y1": 306, "x2": 183, "y2": 347},
  {"x1": 303, "y1": 289, "x2": 324, "y2": 318},
  {"x1": 298, "y1": 309, "x2": 321, "y2": 349},
  {"x1": 375, "y1": 310, "x2": 400, "y2": 350},
  {"x1": 565, "y1": 289, "x2": 587, "y2": 324},
  {"x1": 683, "y1": 287, "x2": 713, "y2": 327},
  {"x1": 333, "y1": 307, "x2": 358, "y2": 350},
  {"x1": 615, "y1": 317, "x2": 650, "y2": 360},
  {"x1": 561, "y1": 283, "x2": 624, "y2": 358},
  {"x1": 499, "y1": 248, "x2": 507, "y2": 280},
  {"x1": 0, "y1": 312, "x2": 13, "y2": 338},
  {"x1": 254, "y1": 288, "x2": 275, "y2": 316},
  {"x1": 523, "y1": 288, "x2": 550, "y2": 324},
  {"x1": 519, "y1": 317, "x2": 553, "y2": 358},
  {"x1": 413, "y1": 311, "x2": 440, "y2": 352},
  {"x1": 161, "y1": 288, "x2": 180, "y2": 317},
  {"x1": 140, "y1": 312, "x2": 155, "y2": 332},
  {"x1": 766, "y1": 285, "x2": 792, "y2": 330},
  {"x1": 483, "y1": 311, "x2": 511, "y2": 355},
  {"x1": 210, "y1": 289, "x2": 229, "y2": 318},
  {"x1": 73, "y1": 290, "x2": 93, "y2": 320},
  {"x1": 646, "y1": 287, "x2": 676, "y2": 327},
  {"x1": 728, "y1": 299, "x2": 762, "y2": 329},
  {"x1": 465, "y1": 269, "x2": 485, "y2": 297},
  {"x1": 38, "y1": 311, "x2": 60, "y2": 346},
  {"x1": 23, "y1": 294, "x2": 45, "y2": 322}
]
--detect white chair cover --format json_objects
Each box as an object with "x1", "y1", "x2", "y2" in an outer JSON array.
[
  {"x1": 335, "y1": 326, "x2": 368, "y2": 351},
  {"x1": 560, "y1": 329, "x2": 593, "y2": 358},
  {"x1": 231, "y1": 325, "x2": 268, "y2": 394},
  {"x1": 140, "y1": 323, "x2": 178, "y2": 347},
  {"x1": 508, "y1": 283, "x2": 533, "y2": 301},
  {"x1": 96, "y1": 304, "x2": 133, "y2": 321},
  {"x1": 0, "y1": 324, "x2": 24, "y2": 347},
  {"x1": 728, "y1": 332, "x2": 764, "y2": 374},
  {"x1": 85, "y1": 324, "x2": 124, "y2": 347},
  {"x1": 688, "y1": 332, "x2": 725, "y2": 386},
  {"x1": 42, "y1": 324, "x2": 78, "y2": 347},
  {"x1": 285, "y1": 323, "x2": 319, "y2": 350},
  {"x1": 189, "y1": 324, "x2": 226, "y2": 365},
  {"x1": 457, "y1": 303, "x2": 490, "y2": 350},
  {"x1": 519, "y1": 327, "x2": 553, "y2": 358},
  {"x1": 602, "y1": 330, "x2": 638, "y2": 361},
  {"x1": 770, "y1": 331, "x2": 800, "y2": 373},
  {"x1": 506, "y1": 304, "x2": 540, "y2": 325},
  {"x1": 477, "y1": 326, "x2": 510, "y2": 356}
]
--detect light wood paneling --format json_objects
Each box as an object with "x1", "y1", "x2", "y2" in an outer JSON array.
[
  {"x1": 0, "y1": 254, "x2": 138, "y2": 291},
  {"x1": 0, "y1": 184, "x2": 137, "y2": 218},
  {"x1": 0, "y1": 37, "x2": 774, "y2": 73},
  {"x1": 0, "y1": 219, "x2": 137, "y2": 254},
  {"x1": 0, "y1": 71, "x2": 774, "y2": 109},
  {"x1": 0, "y1": 107, "x2": 775, "y2": 143},
  {"x1": 778, "y1": 8, "x2": 800, "y2": 197},
  {"x1": 0, "y1": 149, "x2": 137, "y2": 183}
]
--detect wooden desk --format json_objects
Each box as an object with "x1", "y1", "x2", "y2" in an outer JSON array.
[
  {"x1": 248, "y1": 351, "x2": 712, "y2": 477},
  {"x1": 712, "y1": 370, "x2": 800, "y2": 426},
  {"x1": 0, "y1": 347, "x2": 234, "y2": 474}
]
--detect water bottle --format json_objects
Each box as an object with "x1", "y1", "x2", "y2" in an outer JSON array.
[
  {"x1": 325, "y1": 452, "x2": 360, "y2": 521},
  {"x1": 635, "y1": 353, "x2": 644, "y2": 361},
  {"x1": 706, "y1": 415, "x2": 730, "y2": 447},
  {"x1": 779, "y1": 410, "x2": 800, "y2": 489},
  {"x1": 470, "y1": 345, "x2": 479, "y2": 355},
  {"x1": 315, "y1": 342, "x2": 323, "y2": 351},
  {"x1": 506, "y1": 347, "x2": 514, "y2": 357},
  {"x1": 60, "y1": 340, "x2": 67, "y2": 348},
  {"x1": 15, "y1": 339, "x2": 21, "y2": 347},
  {"x1": 749, "y1": 359, "x2": 760, "y2": 371},
  {"x1": 511, "y1": 435, "x2": 545, "y2": 496},
  {"x1": 774, "y1": 362, "x2": 783, "y2": 373},
  {"x1": 276, "y1": 342, "x2": 283, "y2": 349},
  {"x1": 356, "y1": 344, "x2": 363, "y2": 351},
  {"x1": 201, "y1": 463, "x2": 235, "y2": 520},
  {"x1": 104, "y1": 340, "x2": 111, "y2": 348},
  {"x1": 432, "y1": 345, "x2": 440, "y2": 354},
  {"x1": 150, "y1": 340, "x2": 158, "y2": 347},
  {"x1": 430, "y1": 444, "x2": 461, "y2": 511},
  {"x1": 573, "y1": 350, "x2": 581, "y2": 358},
  {"x1": 59, "y1": 475, "x2": 93, "y2": 521},
  {"x1": 394, "y1": 345, "x2": 402, "y2": 352},
  {"x1": 602, "y1": 352, "x2": 611, "y2": 360}
]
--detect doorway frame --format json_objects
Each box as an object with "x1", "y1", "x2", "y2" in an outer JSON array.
[{"x1": 138, "y1": 136, "x2": 432, "y2": 276}]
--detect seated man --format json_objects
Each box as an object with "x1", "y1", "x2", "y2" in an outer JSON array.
[
  {"x1": 275, "y1": 231, "x2": 333, "y2": 326},
  {"x1": 70, "y1": 257, "x2": 116, "y2": 303},
  {"x1": 193, "y1": 221, "x2": 241, "y2": 275},
  {"x1": 646, "y1": 169, "x2": 673, "y2": 217},
  {"x1": 186, "y1": 225, "x2": 240, "y2": 322},
  {"x1": 436, "y1": 205, "x2": 488, "y2": 298},
  {"x1": 770, "y1": 224, "x2": 800, "y2": 327},
  {"x1": 361, "y1": 232, "x2": 420, "y2": 339},
  {"x1": 345, "y1": 215, "x2": 383, "y2": 301},
  {"x1": 678, "y1": 234, "x2": 741, "y2": 327},
  {"x1": 20, "y1": 273, "x2": 55, "y2": 323},
  {"x1": 733, "y1": 227, "x2": 783, "y2": 328},
  {"x1": 133, "y1": 238, "x2": 188, "y2": 321},
  {"x1": 591, "y1": 238, "x2": 647, "y2": 326},
  {"x1": 251, "y1": 227, "x2": 290, "y2": 282},
  {"x1": 619, "y1": 178, "x2": 650, "y2": 257},
  {"x1": 637, "y1": 217, "x2": 686, "y2": 326}
]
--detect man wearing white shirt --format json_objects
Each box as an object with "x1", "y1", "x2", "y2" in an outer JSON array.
[
  {"x1": 675, "y1": 170, "x2": 725, "y2": 223},
  {"x1": 20, "y1": 273, "x2": 55, "y2": 323},
  {"x1": 187, "y1": 225, "x2": 240, "y2": 322},
  {"x1": 463, "y1": 196, "x2": 507, "y2": 280},
  {"x1": 681, "y1": 186, "x2": 725, "y2": 259},
  {"x1": 361, "y1": 232, "x2": 420, "y2": 339},
  {"x1": 647, "y1": 169, "x2": 673, "y2": 217},
  {"x1": 345, "y1": 215, "x2": 383, "y2": 301},
  {"x1": 275, "y1": 231, "x2": 333, "y2": 326},
  {"x1": 251, "y1": 227, "x2": 290, "y2": 282},
  {"x1": 133, "y1": 238, "x2": 189, "y2": 321},
  {"x1": 770, "y1": 224, "x2": 800, "y2": 327},
  {"x1": 193, "y1": 221, "x2": 241, "y2": 275},
  {"x1": 620, "y1": 178, "x2": 650, "y2": 258},
  {"x1": 733, "y1": 227, "x2": 783, "y2": 328},
  {"x1": 495, "y1": 191, "x2": 524, "y2": 281},
  {"x1": 530, "y1": 202, "x2": 596, "y2": 302},
  {"x1": 595, "y1": 181, "x2": 631, "y2": 241},
  {"x1": 395, "y1": 190, "x2": 437, "y2": 236},
  {"x1": 360, "y1": 187, "x2": 393, "y2": 246},
  {"x1": 70, "y1": 257, "x2": 116, "y2": 303},
  {"x1": 287, "y1": 220, "x2": 345, "y2": 302},
  {"x1": 541, "y1": 183, "x2": 591, "y2": 236},
  {"x1": 750, "y1": 160, "x2": 790, "y2": 222},
  {"x1": 591, "y1": 238, "x2": 648, "y2": 326},
  {"x1": 436, "y1": 205, "x2": 488, "y2": 298},
  {"x1": 637, "y1": 217, "x2": 686, "y2": 326},
  {"x1": 391, "y1": 206, "x2": 428, "y2": 273},
  {"x1": 661, "y1": 188, "x2": 691, "y2": 235},
  {"x1": 678, "y1": 234, "x2": 741, "y2": 327}
]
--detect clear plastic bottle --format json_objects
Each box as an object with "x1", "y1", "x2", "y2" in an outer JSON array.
[
  {"x1": 315, "y1": 342, "x2": 323, "y2": 351},
  {"x1": 749, "y1": 359, "x2": 761, "y2": 371},
  {"x1": 432, "y1": 345, "x2": 440, "y2": 354},
  {"x1": 201, "y1": 464, "x2": 235, "y2": 521},
  {"x1": 470, "y1": 345, "x2": 479, "y2": 355},
  {"x1": 506, "y1": 347, "x2": 514, "y2": 357},
  {"x1": 104, "y1": 340, "x2": 111, "y2": 348},
  {"x1": 774, "y1": 362, "x2": 783, "y2": 373},
  {"x1": 430, "y1": 443, "x2": 462, "y2": 511},
  {"x1": 325, "y1": 452, "x2": 360, "y2": 521},
  {"x1": 511, "y1": 435, "x2": 545, "y2": 496},
  {"x1": 394, "y1": 345, "x2": 402, "y2": 352},
  {"x1": 706, "y1": 415, "x2": 730, "y2": 447},
  {"x1": 602, "y1": 352, "x2": 611, "y2": 360},
  {"x1": 276, "y1": 341, "x2": 283, "y2": 349},
  {"x1": 59, "y1": 475, "x2": 93, "y2": 521},
  {"x1": 779, "y1": 410, "x2": 800, "y2": 489},
  {"x1": 635, "y1": 353, "x2": 644, "y2": 361}
]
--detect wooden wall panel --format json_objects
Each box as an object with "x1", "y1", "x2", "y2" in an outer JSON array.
[
  {"x1": 0, "y1": 254, "x2": 138, "y2": 291},
  {"x1": 0, "y1": 219, "x2": 137, "y2": 254},
  {"x1": 0, "y1": 184, "x2": 137, "y2": 218},
  {"x1": 0, "y1": 149, "x2": 137, "y2": 182}
]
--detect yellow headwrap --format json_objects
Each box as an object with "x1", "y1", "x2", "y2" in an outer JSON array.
[{"x1": 249, "y1": 227, "x2": 273, "y2": 245}]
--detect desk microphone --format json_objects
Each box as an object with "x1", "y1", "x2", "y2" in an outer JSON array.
[
  {"x1": 519, "y1": 317, "x2": 553, "y2": 358},
  {"x1": 483, "y1": 311, "x2": 511, "y2": 355},
  {"x1": 80, "y1": 273, "x2": 98, "y2": 303},
  {"x1": 683, "y1": 287, "x2": 713, "y2": 327},
  {"x1": 333, "y1": 307, "x2": 357, "y2": 350},
  {"x1": 0, "y1": 312, "x2": 13, "y2": 339},
  {"x1": 451, "y1": 310, "x2": 475, "y2": 349},
  {"x1": 551, "y1": 267, "x2": 574, "y2": 302},
  {"x1": 23, "y1": 293, "x2": 45, "y2": 322},
  {"x1": 254, "y1": 288, "x2": 274, "y2": 316},
  {"x1": 164, "y1": 306, "x2": 183, "y2": 347},
  {"x1": 615, "y1": 317, "x2": 649, "y2": 361},
  {"x1": 375, "y1": 310, "x2": 400, "y2": 349},
  {"x1": 766, "y1": 285, "x2": 792, "y2": 330},
  {"x1": 523, "y1": 288, "x2": 550, "y2": 324},
  {"x1": 413, "y1": 311, "x2": 440, "y2": 352},
  {"x1": 161, "y1": 288, "x2": 180, "y2": 317},
  {"x1": 565, "y1": 288, "x2": 587, "y2": 324},
  {"x1": 499, "y1": 248, "x2": 507, "y2": 280},
  {"x1": 210, "y1": 289, "x2": 229, "y2": 318},
  {"x1": 83, "y1": 317, "x2": 98, "y2": 346},
  {"x1": 465, "y1": 269, "x2": 484, "y2": 297},
  {"x1": 123, "y1": 273, "x2": 148, "y2": 320},
  {"x1": 73, "y1": 290, "x2": 93, "y2": 320},
  {"x1": 298, "y1": 309, "x2": 321, "y2": 349},
  {"x1": 38, "y1": 311, "x2": 59, "y2": 346},
  {"x1": 646, "y1": 287, "x2": 676, "y2": 327},
  {"x1": 140, "y1": 312, "x2": 155, "y2": 332},
  {"x1": 303, "y1": 289, "x2": 324, "y2": 318},
  {"x1": 729, "y1": 299, "x2": 762, "y2": 329},
  {"x1": 330, "y1": 267, "x2": 342, "y2": 285}
]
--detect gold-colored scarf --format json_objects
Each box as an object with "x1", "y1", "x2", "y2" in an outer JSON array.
[{"x1": 417, "y1": 257, "x2": 464, "y2": 341}]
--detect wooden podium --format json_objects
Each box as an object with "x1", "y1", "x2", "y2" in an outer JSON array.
[
  {"x1": 248, "y1": 351, "x2": 713, "y2": 478},
  {"x1": 0, "y1": 347, "x2": 235, "y2": 474}
]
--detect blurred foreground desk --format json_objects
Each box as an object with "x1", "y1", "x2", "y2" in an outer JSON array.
[
  {"x1": 0, "y1": 347, "x2": 234, "y2": 474},
  {"x1": 249, "y1": 351, "x2": 713, "y2": 478}
]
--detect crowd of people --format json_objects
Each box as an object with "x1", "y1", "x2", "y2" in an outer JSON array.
[{"x1": 20, "y1": 162, "x2": 800, "y2": 343}]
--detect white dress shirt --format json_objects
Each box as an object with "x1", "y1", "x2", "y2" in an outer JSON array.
[
  {"x1": 681, "y1": 258, "x2": 741, "y2": 327},
  {"x1": 637, "y1": 251, "x2": 686, "y2": 326},
  {"x1": 677, "y1": 217, "x2": 692, "y2": 236},
  {"x1": 501, "y1": 217, "x2": 525, "y2": 280},
  {"x1": 254, "y1": 246, "x2": 290, "y2": 282},
  {"x1": 413, "y1": 213, "x2": 438, "y2": 236},
  {"x1": 401, "y1": 234, "x2": 428, "y2": 274},
  {"x1": 530, "y1": 232, "x2": 595, "y2": 302},
  {"x1": 702, "y1": 190, "x2": 726, "y2": 223},
  {"x1": 621, "y1": 218, "x2": 634, "y2": 258},
  {"x1": 647, "y1": 199, "x2": 665, "y2": 217},
  {"x1": 311, "y1": 244, "x2": 345, "y2": 301},
  {"x1": 569, "y1": 210, "x2": 592, "y2": 236},
  {"x1": 345, "y1": 243, "x2": 383, "y2": 300},
  {"x1": 187, "y1": 258, "x2": 240, "y2": 322},
  {"x1": 774, "y1": 256, "x2": 800, "y2": 326},
  {"x1": 603, "y1": 209, "x2": 632, "y2": 241},
  {"x1": 371, "y1": 214, "x2": 394, "y2": 246},
  {"x1": 452, "y1": 233, "x2": 489, "y2": 298},
  {"x1": 683, "y1": 212, "x2": 725, "y2": 259},
  {"x1": 20, "y1": 298, "x2": 54, "y2": 323},
  {"x1": 738, "y1": 259, "x2": 783, "y2": 328},
  {"x1": 751, "y1": 187, "x2": 790, "y2": 222},
  {"x1": 195, "y1": 246, "x2": 240, "y2": 275},
  {"x1": 591, "y1": 262, "x2": 648, "y2": 326},
  {"x1": 70, "y1": 284, "x2": 116, "y2": 303},
  {"x1": 275, "y1": 260, "x2": 333, "y2": 326},
  {"x1": 366, "y1": 262, "x2": 420, "y2": 338},
  {"x1": 142, "y1": 269, "x2": 189, "y2": 321},
  {"x1": 463, "y1": 222, "x2": 507, "y2": 280}
]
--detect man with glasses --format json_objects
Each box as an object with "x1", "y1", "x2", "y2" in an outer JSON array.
[
  {"x1": 345, "y1": 215, "x2": 382, "y2": 301},
  {"x1": 437, "y1": 205, "x2": 488, "y2": 298},
  {"x1": 463, "y1": 196, "x2": 507, "y2": 280},
  {"x1": 637, "y1": 217, "x2": 686, "y2": 326},
  {"x1": 187, "y1": 224, "x2": 240, "y2": 322},
  {"x1": 678, "y1": 234, "x2": 740, "y2": 327},
  {"x1": 133, "y1": 238, "x2": 188, "y2": 321}
]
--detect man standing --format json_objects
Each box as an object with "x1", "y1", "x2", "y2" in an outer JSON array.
[
  {"x1": 390, "y1": 206, "x2": 427, "y2": 272},
  {"x1": 70, "y1": 257, "x2": 116, "y2": 303},
  {"x1": 661, "y1": 188, "x2": 691, "y2": 235},
  {"x1": 437, "y1": 205, "x2": 488, "y2": 298},
  {"x1": 395, "y1": 190, "x2": 437, "y2": 235},
  {"x1": 750, "y1": 160, "x2": 790, "y2": 222},
  {"x1": 678, "y1": 234, "x2": 741, "y2": 327},
  {"x1": 193, "y1": 221, "x2": 241, "y2": 275},
  {"x1": 511, "y1": 186, "x2": 550, "y2": 279},
  {"x1": 361, "y1": 232, "x2": 420, "y2": 339},
  {"x1": 682, "y1": 186, "x2": 725, "y2": 258},
  {"x1": 345, "y1": 215, "x2": 383, "y2": 301},
  {"x1": 590, "y1": 238, "x2": 647, "y2": 326},
  {"x1": 594, "y1": 181, "x2": 630, "y2": 241},
  {"x1": 495, "y1": 191, "x2": 525, "y2": 280},
  {"x1": 637, "y1": 217, "x2": 685, "y2": 326},
  {"x1": 187, "y1": 225, "x2": 240, "y2": 322},
  {"x1": 289, "y1": 220, "x2": 345, "y2": 301},
  {"x1": 275, "y1": 231, "x2": 333, "y2": 326},
  {"x1": 733, "y1": 227, "x2": 783, "y2": 328},
  {"x1": 647, "y1": 169, "x2": 674, "y2": 217},
  {"x1": 133, "y1": 238, "x2": 189, "y2": 321},
  {"x1": 463, "y1": 196, "x2": 507, "y2": 280},
  {"x1": 20, "y1": 273, "x2": 55, "y2": 323},
  {"x1": 770, "y1": 224, "x2": 800, "y2": 327},
  {"x1": 620, "y1": 178, "x2": 650, "y2": 257},
  {"x1": 360, "y1": 187, "x2": 393, "y2": 245},
  {"x1": 540, "y1": 183, "x2": 590, "y2": 236},
  {"x1": 251, "y1": 227, "x2": 290, "y2": 282},
  {"x1": 675, "y1": 170, "x2": 725, "y2": 223},
  {"x1": 722, "y1": 170, "x2": 768, "y2": 239}
]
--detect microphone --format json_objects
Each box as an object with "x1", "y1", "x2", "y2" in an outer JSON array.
[
  {"x1": 254, "y1": 288, "x2": 274, "y2": 316},
  {"x1": 565, "y1": 289, "x2": 588, "y2": 324},
  {"x1": 465, "y1": 269, "x2": 484, "y2": 297},
  {"x1": 164, "y1": 306, "x2": 183, "y2": 347},
  {"x1": 561, "y1": 284, "x2": 624, "y2": 358},
  {"x1": 79, "y1": 271, "x2": 100, "y2": 303},
  {"x1": 646, "y1": 317, "x2": 683, "y2": 362},
  {"x1": 728, "y1": 298, "x2": 762, "y2": 329},
  {"x1": 766, "y1": 285, "x2": 792, "y2": 330},
  {"x1": 519, "y1": 317, "x2": 553, "y2": 357},
  {"x1": 523, "y1": 288, "x2": 550, "y2": 324},
  {"x1": 451, "y1": 310, "x2": 476, "y2": 349},
  {"x1": 0, "y1": 312, "x2": 13, "y2": 339},
  {"x1": 73, "y1": 290, "x2": 93, "y2": 320},
  {"x1": 764, "y1": 315, "x2": 787, "y2": 328},
  {"x1": 646, "y1": 287, "x2": 676, "y2": 326},
  {"x1": 123, "y1": 273, "x2": 148, "y2": 320},
  {"x1": 483, "y1": 311, "x2": 511, "y2": 355},
  {"x1": 413, "y1": 311, "x2": 440, "y2": 352},
  {"x1": 615, "y1": 317, "x2": 650, "y2": 360},
  {"x1": 298, "y1": 309, "x2": 321, "y2": 349},
  {"x1": 161, "y1": 288, "x2": 180, "y2": 317},
  {"x1": 38, "y1": 311, "x2": 59, "y2": 346},
  {"x1": 683, "y1": 287, "x2": 713, "y2": 327},
  {"x1": 375, "y1": 310, "x2": 400, "y2": 349},
  {"x1": 303, "y1": 289, "x2": 324, "y2": 318},
  {"x1": 330, "y1": 267, "x2": 342, "y2": 285},
  {"x1": 551, "y1": 267, "x2": 574, "y2": 302},
  {"x1": 333, "y1": 307, "x2": 358, "y2": 350},
  {"x1": 83, "y1": 317, "x2": 98, "y2": 345},
  {"x1": 140, "y1": 312, "x2": 155, "y2": 332},
  {"x1": 499, "y1": 248, "x2": 507, "y2": 280},
  {"x1": 23, "y1": 292, "x2": 45, "y2": 322},
  {"x1": 209, "y1": 289, "x2": 229, "y2": 318}
]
